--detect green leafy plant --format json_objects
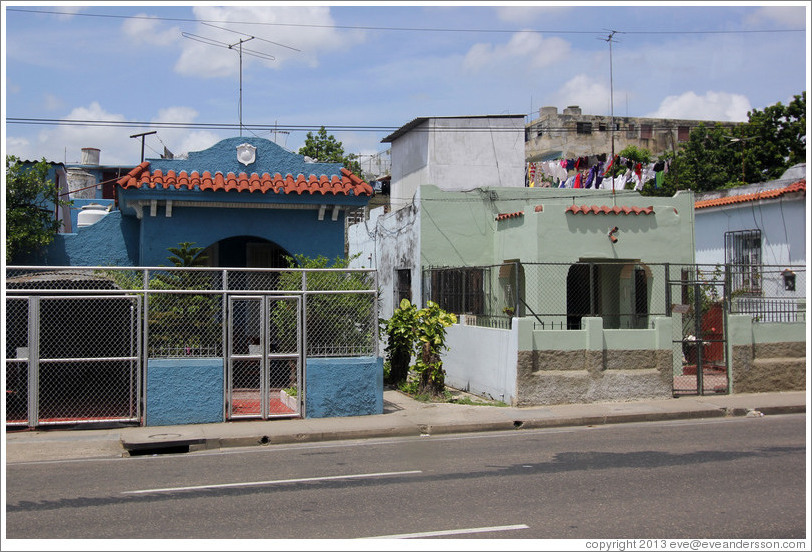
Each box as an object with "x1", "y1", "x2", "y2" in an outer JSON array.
[
  {"x1": 5, "y1": 155, "x2": 71, "y2": 262},
  {"x1": 384, "y1": 298, "x2": 419, "y2": 385},
  {"x1": 384, "y1": 299, "x2": 457, "y2": 397}
]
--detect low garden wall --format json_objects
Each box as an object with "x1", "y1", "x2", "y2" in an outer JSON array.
[{"x1": 727, "y1": 315, "x2": 806, "y2": 393}]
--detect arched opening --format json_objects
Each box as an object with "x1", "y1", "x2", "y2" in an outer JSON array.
[
  {"x1": 201, "y1": 236, "x2": 291, "y2": 268},
  {"x1": 566, "y1": 263, "x2": 600, "y2": 330}
]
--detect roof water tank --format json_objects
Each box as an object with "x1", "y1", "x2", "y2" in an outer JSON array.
[
  {"x1": 81, "y1": 147, "x2": 100, "y2": 165},
  {"x1": 77, "y1": 203, "x2": 109, "y2": 228}
]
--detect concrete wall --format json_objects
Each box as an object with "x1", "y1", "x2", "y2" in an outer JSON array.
[
  {"x1": 514, "y1": 316, "x2": 674, "y2": 405},
  {"x1": 418, "y1": 186, "x2": 696, "y2": 268},
  {"x1": 305, "y1": 356, "x2": 384, "y2": 418},
  {"x1": 146, "y1": 358, "x2": 224, "y2": 426},
  {"x1": 25, "y1": 211, "x2": 140, "y2": 266},
  {"x1": 727, "y1": 315, "x2": 807, "y2": 393},
  {"x1": 695, "y1": 198, "x2": 806, "y2": 267},
  {"x1": 444, "y1": 321, "x2": 519, "y2": 405},
  {"x1": 389, "y1": 117, "x2": 526, "y2": 209},
  {"x1": 348, "y1": 202, "x2": 421, "y2": 319}
]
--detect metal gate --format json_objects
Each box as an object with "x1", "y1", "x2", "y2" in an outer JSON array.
[
  {"x1": 669, "y1": 268, "x2": 729, "y2": 396},
  {"x1": 5, "y1": 295, "x2": 142, "y2": 427},
  {"x1": 227, "y1": 295, "x2": 302, "y2": 419}
]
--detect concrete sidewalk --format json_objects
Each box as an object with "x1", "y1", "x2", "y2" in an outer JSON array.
[{"x1": 5, "y1": 390, "x2": 807, "y2": 464}]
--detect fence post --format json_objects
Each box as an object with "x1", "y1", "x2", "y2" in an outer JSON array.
[{"x1": 27, "y1": 295, "x2": 40, "y2": 428}]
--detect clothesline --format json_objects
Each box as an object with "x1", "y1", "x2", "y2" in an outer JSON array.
[{"x1": 527, "y1": 154, "x2": 670, "y2": 191}]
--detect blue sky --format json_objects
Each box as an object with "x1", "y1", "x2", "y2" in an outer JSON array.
[{"x1": 3, "y1": 2, "x2": 809, "y2": 168}]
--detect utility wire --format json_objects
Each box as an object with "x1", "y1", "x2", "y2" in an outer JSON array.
[{"x1": 7, "y1": 7, "x2": 806, "y2": 35}]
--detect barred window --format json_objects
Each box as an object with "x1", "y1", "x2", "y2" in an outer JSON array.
[
  {"x1": 677, "y1": 125, "x2": 690, "y2": 142},
  {"x1": 576, "y1": 122, "x2": 592, "y2": 135},
  {"x1": 641, "y1": 124, "x2": 653, "y2": 139},
  {"x1": 430, "y1": 268, "x2": 484, "y2": 314},
  {"x1": 725, "y1": 230, "x2": 762, "y2": 294},
  {"x1": 395, "y1": 268, "x2": 411, "y2": 305}
]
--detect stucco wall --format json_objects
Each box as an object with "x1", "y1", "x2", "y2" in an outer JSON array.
[
  {"x1": 444, "y1": 321, "x2": 518, "y2": 404},
  {"x1": 514, "y1": 317, "x2": 673, "y2": 405},
  {"x1": 305, "y1": 356, "x2": 384, "y2": 418},
  {"x1": 727, "y1": 315, "x2": 807, "y2": 393},
  {"x1": 146, "y1": 358, "x2": 224, "y2": 426},
  {"x1": 29, "y1": 211, "x2": 140, "y2": 266},
  {"x1": 695, "y1": 198, "x2": 806, "y2": 267},
  {"x1": 418, "y1": 185, "x2": 696, "y2": 268},
  {"x1": 134, "y1": 203, "x2": 347, "y2": 266}
]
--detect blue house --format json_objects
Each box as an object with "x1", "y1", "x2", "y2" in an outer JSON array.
[{"x1": 30, "y1": 136, "x2": 373, "y2": 267}]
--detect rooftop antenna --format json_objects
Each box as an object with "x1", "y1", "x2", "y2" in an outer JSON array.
[
  {"x1": 130, "y1": 130, "x2": 157, "y2": 163},
  {"x1": 182, "y1": 31, "x2": 283, "y2": 136},
  {"x1": 599, "y1": 30, "x2": 620, "y2": 196}
]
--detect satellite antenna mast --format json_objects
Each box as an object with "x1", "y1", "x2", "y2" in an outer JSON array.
[
  {"x1": 600, "y1": 30, "x2": 619, "y2": 195},
  {"x1": 229, "y1": 37, "x2": 254, "y2": 137}
]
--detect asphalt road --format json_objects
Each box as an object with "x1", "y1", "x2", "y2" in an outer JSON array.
[{"x1": 4, "y1": 414, "x2": 807, "y2": 541}]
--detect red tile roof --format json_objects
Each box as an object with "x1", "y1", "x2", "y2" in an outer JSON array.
[
  {"x1": 694, "y1": 180, "x2": 805, "y2": 209},
  {"x1": 565, "y1": 204, "x2": 655, "y2": 215},
  {"x1": 116, "y1": 161, "x2": 373, "y2": 196},
  {"x1": 495, "y1": 211, "x2": 524, "y2": 221}
]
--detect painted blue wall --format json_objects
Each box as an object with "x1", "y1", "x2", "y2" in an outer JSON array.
[
  {"x1": 305, "y1": 356, "x2": 384, "y2": 418},
  {"x1": 146, "y1": 358, "x2": 224, "y2": 426},
  {"x1": 19, "y1": 210, "x2": 139, "y2": 266},
  {"x1": 137, "y1": 203, "x2": 348, "y2": 266},
  {"x1": 148, "y1": 136, "x2": 343, "y2": 178}
]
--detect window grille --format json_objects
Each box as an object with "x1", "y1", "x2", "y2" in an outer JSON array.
[
  {"x1": 725, "y1": 230, "x2": 762, "y2": 294},
  {"x1": 576, "y1": 122, "x2": 592, "y2": 135},
  {"x1": 429, "y1": 268, "x2": 485, "y2": 314},
  {"x1": 641, "y1": 124, "x2": 653, "y2": 139}
]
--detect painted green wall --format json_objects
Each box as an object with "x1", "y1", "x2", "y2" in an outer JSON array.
[{"x1": 418, "y1": 185, "x2": 695, "y2": 267}]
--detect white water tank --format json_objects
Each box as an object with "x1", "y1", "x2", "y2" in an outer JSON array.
[
  {"x1": 81, "y1": 147, "x2": 100, "y2": 165},
  {"x1": 77, "y1": 203, "x2": 109, "y2": 228}
]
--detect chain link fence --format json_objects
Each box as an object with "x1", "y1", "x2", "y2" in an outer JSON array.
[{"x1": 6, "y1": 266, "x2": 378, "y2": 427}]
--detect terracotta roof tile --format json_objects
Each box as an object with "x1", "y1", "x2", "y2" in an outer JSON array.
[
  {"x1": 116, "y1": 162, "x2": 373, "y2": 196},
  {"x1": 695, "y1": 180, "x2": 805, "y2": 209},
  {"x1": 496, "y1": 211, "x2": 524, "y2": 221},
  {"x1": 565, "y1": 204, "x2": 655, "y2": 215}
]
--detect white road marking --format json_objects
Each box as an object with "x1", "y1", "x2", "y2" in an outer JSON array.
[
  {"x1": 363, "y1": 524, "x2": 530, "y2": 539},
  {"x1": 121, "y1": 470, "x2": 422, "y2": 494}
]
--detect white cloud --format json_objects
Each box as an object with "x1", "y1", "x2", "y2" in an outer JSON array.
[
  {"x1": 4, "y1": 103, "x2": 226, "y2": 165},
  {"x1": 43, "y1": 94, "x2": 64, "y2": 111},
  {"x1": 745, "y1": 6, "x2": 806, "y2": 27},
  {"x1": 122, "y1": 13, "x2": 181, "y2": 46},
  {"x1": 549, "y1": 74, "x2": 615, "y2": 115},
  {"x1": 175, "y1": 5, "x2": 365, "y2": 78},
  {"x1": 464, "y1": 32, "x2": 570, "y2": 72},
  {"x1": 646, "y1": 91, "x2": 751, "y2": 122}
]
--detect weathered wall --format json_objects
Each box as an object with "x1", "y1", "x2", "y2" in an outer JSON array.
[
  {"x1": 146, "y1": 358, "x2": 224, "y2": 426},
  {"x1": 514, "y1": 317, "x2": 673, "y2": 405},
  {"x1": 444, "y1": 321, "x2": 519, "y2": 404},
  {"x1": 727, "y1": 315, "x2": 807, "y2": 393},
  {"x1": 305, "y1": 356, "x2": 384, "y2": 418}
]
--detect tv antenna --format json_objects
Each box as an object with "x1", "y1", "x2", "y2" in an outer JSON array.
[
  {"x1": 599, "y1": 29, "x2": 620, "y2": 195},
  {"x1": 182, "y1": 28, "x2": 299, "y2": 137}
]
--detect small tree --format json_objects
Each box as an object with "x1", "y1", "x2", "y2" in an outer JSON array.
[
  {"x1": 167, "y1": 241, "x2": 209, "y2": 267},
  {"x1": 298, "y1": 126, "x2": 363, "y2": 175},
  {"x1": 5, "y1": 155, "x2": 70, "y2": 262},
  {"x1": 384, "y1": 299, "x2": 457, "y2": 397},
  {"x1": 385, "y1": 298, "x2": 419, "y2": 385}
]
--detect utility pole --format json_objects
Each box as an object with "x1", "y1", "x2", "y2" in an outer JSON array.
[
  {"x1": 130, "y1": 131, "x2": 157, "y2": 163},
  {"x1": 605, "y1": 30, "x2": 617, "y2": 195}
]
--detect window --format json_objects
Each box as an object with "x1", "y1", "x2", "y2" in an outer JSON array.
[
  {"x1": 395, "y1": 269, "x2": 411, "y2": 304},
  {"x1": 429, "y1": 268, "x2": 484, "y2": 314},
  {"x1": 725, "y1": 230, "x2": 762, "y2": 294},
  {"x1": 576, "y1": 122, "x2": 592, "y2": 135},
  {"x1": 677, "y1": 125, "x2": 690, "y2": 142},
  {"x1": 626, "y1": 123, "x2": 636, "y2": 138},
  {"x1": 640, "y1": 124, "x2": 653, "y2": 139},
  {"x1": 599, "y1": 123, "x2": 607, "y2": 132}
]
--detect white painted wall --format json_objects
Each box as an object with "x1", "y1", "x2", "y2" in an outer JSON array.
[
  {"x1": 694, "y1": 198, "x2": 806, "y2": 267},
  {"x1": 389, "y1": 116, "x2": 526, "y2": 210},
  {"x1": 443, "y1": 321, "x2": 518, "y2": 405}
]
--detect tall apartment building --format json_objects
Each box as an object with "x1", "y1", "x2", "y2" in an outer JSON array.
[{"x1": 525, "y1": 105, "x2": 737, "y2": 162}]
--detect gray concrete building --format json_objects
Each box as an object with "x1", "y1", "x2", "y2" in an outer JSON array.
[{"x1": 525, "y1": 105, "x2": 738, "y2": 162}]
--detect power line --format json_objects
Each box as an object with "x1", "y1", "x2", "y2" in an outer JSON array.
[
  {"x1": 7, "y1": 7, "x2": 805, "y2": 35},
  {"x1": 6, "y1": 117, "x2": 743, "y2": 133}
]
